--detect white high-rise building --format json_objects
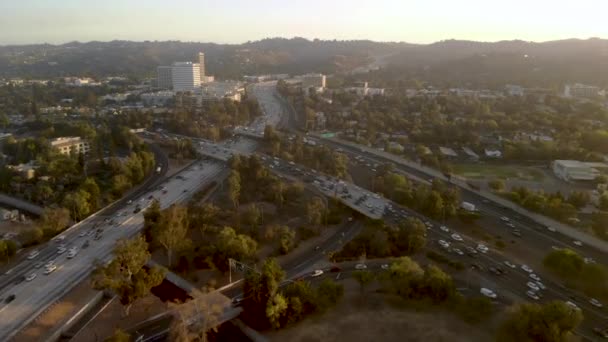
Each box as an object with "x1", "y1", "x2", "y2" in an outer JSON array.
[{"x1": 171, "y1": 62, "x2": 201, "y2": 92}]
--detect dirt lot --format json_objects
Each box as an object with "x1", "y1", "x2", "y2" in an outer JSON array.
[
  {"x1": 266, "y1": 278, "x2": 495, "y2": 342},
  {"x1": 72, "y1": 294, "x2": 168, "y2": 342},
  {"x1": 0, "y1": 219, "x2": 34, "y2": 236}
]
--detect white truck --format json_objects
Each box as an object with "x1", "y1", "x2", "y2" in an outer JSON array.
[
  {"x1": 156, "y1": 166, "x2": 162, "y2": 173},
  {"x1": 461, "y1": 201, "x2": 476, "y2": 212}
]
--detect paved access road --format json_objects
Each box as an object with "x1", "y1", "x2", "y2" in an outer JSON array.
[{"x1": 0, "y1": 160, "x2": 227, "y2": 341}]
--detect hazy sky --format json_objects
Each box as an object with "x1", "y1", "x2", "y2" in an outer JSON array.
[{"x1": 1, "y1": 0, "x2": 607, "y2": 45}]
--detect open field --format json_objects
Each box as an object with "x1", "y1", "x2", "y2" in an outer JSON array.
[
  {"x1": 453, "y1": 163, "x2": 545, "y2": 181},
  {"x1": 266, "y1": 278, "x2": 495, "y2": 342}
]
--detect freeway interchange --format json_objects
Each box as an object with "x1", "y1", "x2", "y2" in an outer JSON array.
[{"x1": 1, "y1": 81, "x2": 607, "y2": 341}]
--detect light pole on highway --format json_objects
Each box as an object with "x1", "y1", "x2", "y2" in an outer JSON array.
[{"x1": 228, "y1": 258, "x2": 259, "y2": 283}]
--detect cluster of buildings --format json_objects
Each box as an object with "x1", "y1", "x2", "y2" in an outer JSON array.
[
  {"x1": 148, "y1": 52, "x2": 244, "y2": 107},
  {"x1": 564, "y1": 83, "x2": 602, "y2": 98},
  {"x1": 156, "y1": 52, "x2": 213, "y2": 92},
  {"x1": 5, "y1": 136, "x2": 91, "y2": 180}
]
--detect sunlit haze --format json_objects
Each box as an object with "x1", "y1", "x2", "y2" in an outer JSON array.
[{"x1": 1, "y1": 0, "x2": 607, "y2": 44}]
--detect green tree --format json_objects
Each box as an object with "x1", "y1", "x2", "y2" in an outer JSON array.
[
  {"x1": 383, "y1": 257, "x2": 424, "y2": 298},
  {"x1": 214, "y1": 227, "x2": 257, "y2": 271},
  {"x1": 488, "y1": 179, "x2": 506, "y2": 192},
  {"x1": 420, "y1": 264, "x2": 455, "y2": 303},
  {"x1": 38, "y1": 207, "x2": 71, "y2": 237},
  {"x1": 266, "y1": 293, "x2": 288, "y2": 329},
  {"x1": 242, "y1": 258, "x2": 285, "y2": 329},
  {"x1": 352, "y1": 270, "x2": 375, "y2": 294},
  {"x1": 155, "y1": 205, "x2": 192, "y2": 267},
  {"x1": 497, "y1": 301, "x2": 583, "y2": 342},
  {"x1": 600, "y1": 193, "x2": 608, "y2": 211},
  {"x1": 80, "y1": 177, "x2": 101, "y2": 211},
  {"x1": 397, "y1": 218, "x2": 427, "y2": 255},
  {"x1": 543, "y1": 248, "x2": 584, "y2": 279},
  {"x1": 243, "y1": 203, "x2": 262, "y2": 230},
  {"x1": 306, "y1": 197, "x2": 326, "y2": 226},
  {"x1": 62, "y1": 190, "x2": 92, "y2": 221},
  {"x1": 92, "y1": 235, "x2": 165, "y2": 316},
  {"x1": 228, "y1": 170, "x2": 241, "y2": 209},
  {"x1": 567, "y1": 191, "x2": 590, "y2": 209},
  {"x1": 277, "y1": 226, "x2": 296, "y2": 254}
]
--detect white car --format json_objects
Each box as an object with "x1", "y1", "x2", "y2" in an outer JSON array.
[
  {"x1": 381, "y1": 264, "x2": 389, "y2": 270},
  {"x1": 551, "y1": 246, "x2": 562, "y2": 251},
  {"x1": 565, "y1": 301, "x2": 580, "y2": 311},
  {"x1": 439, "y1": 225, "x2": 450, "y2": 233},
  {"x1": 535, "y1": 281, "x2": 546, "y2": 290},
  {"x1": 57, "y1": 247, "x2": 67, "y2": 255},
  {"x1": 27, "y1": 250, "x2": 40, "y2": 260},
  {"x1": 500, "y1": 216, "x2": 510, "y2": 222},
  {"x1": 79, "y1": 231, "x2": 87, "y2": 237},
  {"x1": 438, "y1": 240, "x2": 450, "y2": 249},
  {"x1": 451, "y1": 233, "x2": 463, "y2": 242},
  {"x1": 453, "y1": 248, "x2": 464, "y2": 256},
  {"x1": 25, "y1": 273, "x2": 36, "y2": 282},
  {"x1": 584, "y1": 257, "x2": 596, "y2": 264},
  {"x1": 526, "y1": 290, "x2": 540, "y2": 300},
  {"x1": 67, "y1": 248, "x2": 78, "y2": 259},
  {"x1": 521, "y1": 264, "x2": 533, "y2": 273},
  {"x1": 480, "y1": 287, "x2": 497, "y2": 299},
  {"x1": 44, "y1": 260, "x2": 55, "y2": 268},
  {"x1": 476, "y1": 244, "x2": 489, "y2": 253},
  {"x1": 44, "y1": 264, "x2": 57, "y2": 275},
  {"x1": 54, "y1": 235, "x2": 66, "y2": 243},
  {"x1": 311, "y1": 269, "x2": 324, "y2": 277},
  {"x1": 573, "y1": 240, "x2": 583, "y2": 247},
  {"x1": 529, "y1": 273, "x2": 541, "y2": 282},
  {"x1": 504, "y1": 261, "x2": 516, "y2": 269},
  {"x1": 355, "y1": 264, "x2": 367, "y2": 270},
  {"x1": 547, "y1": 226, "x2": 556, "y2": 232},
  {"x1": 590, "y1": 298, "x2": 603, "y2": 308},
  {"x1": 527, "y1": 282, "x2": 540, "y2": 291}
]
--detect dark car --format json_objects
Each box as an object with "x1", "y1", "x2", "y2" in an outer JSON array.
[
  {"x1": 5, "y1": 294, "x2": 15, "y2": 303},
  {"x1": 14, "y1": 275, "x2": 25, "y2": 285},
  {"x1": 232, "y1": 297, "x2": 244, "y2": 307},
  {"x1": 133, "y1": 206, "x2": 141, "y2": 214},
  {"x1": 82, "y1": 240, "x2": 90, "y2": 248},
  {"x1": 330, "y1": 266, "x2": 342, "y2": 273}
]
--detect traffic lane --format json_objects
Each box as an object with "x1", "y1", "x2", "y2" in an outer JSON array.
[
  {"x1": 475, "y1": 199, "x2": 604, "y2": 263},
  {"x1": 382, "y1": 207, "x2": 608, "y2": 325},
  {"x1": 0, "y1": 149, "x2": 171, "y2": 289},
  {"x1": 0, "y1": 163, "x2": 225, "y2": 338},
  {"x1": 325, "y1": 138, "x2": 608, "y2": 262}
]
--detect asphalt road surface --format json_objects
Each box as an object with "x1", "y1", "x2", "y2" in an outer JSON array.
[{"x1": 0, "y1": 159, "x2": 227, "y2": 340}]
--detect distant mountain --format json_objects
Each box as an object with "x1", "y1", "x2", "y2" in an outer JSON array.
[{"x1": 0, "y1": 37, "x2": 607, "y2": 87}]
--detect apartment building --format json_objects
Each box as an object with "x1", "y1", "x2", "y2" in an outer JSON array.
[{"x1": 50, "y1": 137, "x2": 91, "y2": 155}]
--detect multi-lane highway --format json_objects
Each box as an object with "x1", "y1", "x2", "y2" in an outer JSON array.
[{"x1": 0, "y1": 159, "x2": 228, "y2": 340}]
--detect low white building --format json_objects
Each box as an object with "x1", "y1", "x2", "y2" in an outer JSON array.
[
  {"x1": 141, "y1": 91, "x2": 175, "y2": 107},
  {"x1": 552, "y1": 160, "x2": 607, "y2": 181},
  {"x1": 50, "y1": 137, "x2": 90, "y2": 155}
]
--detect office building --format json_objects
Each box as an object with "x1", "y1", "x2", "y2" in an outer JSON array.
[
  {"x1": 171, "y1": 62, "x2": 201, "y2": 92},
  {"x1": 301, "y1": 73, "x2": 326, "y2": 89},
  {"x1": 565, "y1": 83, "x2": 600, "y2": 98},
  {"x1": 50, "y1": 137, "x2": 91, "y2": 155},
  {"x1": 157, "y1": 66, "x2": 173, "y2": 89}
]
